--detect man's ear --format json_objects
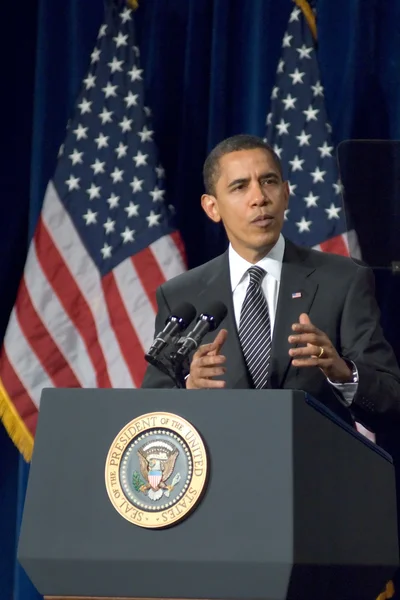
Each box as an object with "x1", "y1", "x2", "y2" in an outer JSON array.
[
  {"x1": 283, "y1": 181, "x2": 290, "y2": 209},
  {"x1": 201, "y1": 194, "x2": 221, "y2": 223}
]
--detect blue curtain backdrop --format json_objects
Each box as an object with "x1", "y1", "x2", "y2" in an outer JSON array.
[{"x1": 1, "y1": 1, "x2": 400, "y2": 598}]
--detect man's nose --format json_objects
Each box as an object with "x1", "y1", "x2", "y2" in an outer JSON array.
[{"x1": 251, "y1": 183, "x2": 268, "y2": 205}]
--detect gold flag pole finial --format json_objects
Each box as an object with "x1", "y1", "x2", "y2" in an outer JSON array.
[
  {"x1": 376, "y1": 580, "x2": 395, "y2": 600},
  {"x1": 293, "y1": 0, "x2": 317, "y2": 41},
  {"x1": 127, "y1": 0, "x2": 139, "y2": 10}
]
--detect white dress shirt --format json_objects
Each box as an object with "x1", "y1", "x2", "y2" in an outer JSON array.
[{"x1": 228, "y1": 234, "x2": 358, "y2": 406}]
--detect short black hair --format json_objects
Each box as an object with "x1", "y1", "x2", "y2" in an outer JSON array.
[{"x1": 203, "y1": 134, "x2": 283, "y2": 195}]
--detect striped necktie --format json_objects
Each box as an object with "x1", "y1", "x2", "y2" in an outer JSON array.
[{"x1": 238, "y1": 266, "x2": 271, "y2": 388}]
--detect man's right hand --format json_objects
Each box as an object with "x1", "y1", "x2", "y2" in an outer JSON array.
[{"x1": 186, "y1": 329, "x2": 228, "y2": 389}]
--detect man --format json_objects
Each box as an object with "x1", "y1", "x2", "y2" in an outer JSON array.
[{"x1": 142, "y1": 134, "x2": 400, "y2": 432}]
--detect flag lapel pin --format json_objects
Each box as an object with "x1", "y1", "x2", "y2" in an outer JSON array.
[{"x1": 292, "y1": 292, "x2": 302, "y2": 299}]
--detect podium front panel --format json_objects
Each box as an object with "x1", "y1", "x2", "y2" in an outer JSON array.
[{"x1": 18, "y1": 388, "x2": 398, "y2": 600}]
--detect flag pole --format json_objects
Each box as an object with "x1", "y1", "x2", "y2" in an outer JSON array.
[{"x1": 293, "y1": 0, "x2": 317, "y2": 41}]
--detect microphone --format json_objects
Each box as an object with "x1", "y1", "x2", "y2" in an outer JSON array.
[
  {"x1": 145, "y1": 302, "x2": 196, "y2": 362},
  {"x1": 173, "y1": 300, "x2": 228, "y2": 360}
]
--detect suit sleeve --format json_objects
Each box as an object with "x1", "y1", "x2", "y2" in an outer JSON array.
[
  {"x1": 141, "y1": 286, "x2": 178, "y2": 389},
  {"x1": 340, "y1": 265, "x2": 400, "y2": 431}
]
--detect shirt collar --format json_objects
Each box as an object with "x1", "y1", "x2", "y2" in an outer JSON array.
[{"x1": 229, "y1": 234, "x2": 285, "y2": 292}]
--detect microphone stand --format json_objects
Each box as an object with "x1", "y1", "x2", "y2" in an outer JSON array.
[{"x1": 145, "y1": 339, "x2": 190, "y2": 389}]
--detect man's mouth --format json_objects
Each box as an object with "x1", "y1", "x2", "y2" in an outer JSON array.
[{"x1": 251, "y1": 214, "x2": 274, "y2": 226}]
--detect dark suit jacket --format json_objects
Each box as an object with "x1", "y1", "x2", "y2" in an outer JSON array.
[{"x1": 142, "y1": 239, "x2": 400, "y2": 432}]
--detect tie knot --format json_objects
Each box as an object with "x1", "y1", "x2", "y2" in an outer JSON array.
[{"x1": 248, "y1": 266, "x2": 266, "y2": 287}]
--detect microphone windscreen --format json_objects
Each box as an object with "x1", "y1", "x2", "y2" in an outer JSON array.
[
  {"x1": 170, "y1": 301, "x2": 196, "y2": 328},
  {"x1": 200, "y1": 300, "x2": 228, "y2": 329}
]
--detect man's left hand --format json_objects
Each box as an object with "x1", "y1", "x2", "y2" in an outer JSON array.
[{"x1": 288, "y1": 313, "x2": 353, "y2": 383}]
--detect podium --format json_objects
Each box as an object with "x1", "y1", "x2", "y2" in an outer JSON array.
[{"x1": 18, "y1": 388, "x2": 398, "y2": 600}]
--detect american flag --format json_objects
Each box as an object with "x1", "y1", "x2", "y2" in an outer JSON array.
[
  {"x1": 265, "y1": 1, "x2": 360, "y2": 258},
  {"x1": 0, "y1": 0, "x2": 186, "y2": 461},
  {"x1": 265, "y1": 1, "x2": 375, "y2": 445}
]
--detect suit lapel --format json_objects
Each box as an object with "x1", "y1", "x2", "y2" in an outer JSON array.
[
  {"x1": 269, "y1": 240, "x2": 318, "y2": 389},
  {"x1": 195, "y1": 240, "x2": 319, "y2": 390},
  {"x1": 196, "y1": 252, "x2": 250, "y2": 388}
]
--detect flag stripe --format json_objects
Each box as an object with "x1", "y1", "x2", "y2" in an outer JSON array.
[
  {"x1": 4, "y1": 309, "x2": 53, "y2": 407},
  {"x1": 319, "y1": 233, "x2": 349, "y2": 256},
  {"x1": 113, "y1": 257, "x2": 156, "y2": 354},
  {"x1": 102, "y1": 271, "x2": 146, "y2": 387},
  {"x1": 345, "y1": 229, "x2": 362, "y2": 260},
  {"x1": 25, "y1": 242, "x2": 96, "y2": 386},
  {"x1": 42, "y1": 184, "x2": 133, "y2": 387},
  {"x1": 16, "y1": 279, "x2": 81, "y2": 389},
  {"x1": 132, "y1": 247, "x2": 165, "y2": 313},
  {"x1": 150, "y1": 234, "x2": 187, "y2": 281},
  {"x1": 36, "y1": 215, "x2": 112, "y2": 388},
  {"x1": 170, "y1": 230, "x2": 187, "y2": 267},
  {"x1": 0, "y1": 351, "x2": 37, "y2": 436}
]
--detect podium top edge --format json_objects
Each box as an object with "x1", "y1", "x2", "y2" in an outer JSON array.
[
  {"x1": 38, "y1": 388, "x2": 393, "y2": 464},
  {"x1": 305, "y1": 395, "x2": 392, "y2": 464}
]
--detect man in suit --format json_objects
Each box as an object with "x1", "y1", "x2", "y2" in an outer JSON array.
[{"x1": 142, "y1": 134, "x2": 400, "y2": 432}]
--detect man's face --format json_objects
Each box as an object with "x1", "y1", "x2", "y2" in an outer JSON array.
[{"x1": 201, "y1": 148, "x2": 289, "y2": 263}]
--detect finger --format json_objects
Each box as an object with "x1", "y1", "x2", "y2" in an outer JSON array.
[
  {"x1": 193, "y1": 354, "x2": 226, "y2": 368},
  {"x1": 186, "y1": 374, "x2": 226, "y2": 389},
  {"x1": 192, "y1": 378, "x2": 226, "y2": 389},
  {"x1": 289, "y1": 345, "x2": 324, "y2": 358},
  {"x1": 291, "y1": 323, "x2": 319, "y2": 334},
  {"x1": 288, "y1": 333, "x2": 324, "y2": 345},
  {"x1": 292, "y1": 357, "x2": 326, "y2": 368},
  {"x1": 299, "y1": 312, "x2": 311, "y2": 325},
  {"x1": 195, "y1": 366, "x2": 226, "y2": 379},
  {"x1": 208, "y1": 329, "x2": 228, "y2": 356},
  {"x1": 191, "y1": 329, "x2": 228, "y2": 359},
  {"x1": 193, "y1": 341, "x2": 221, "y2": 359}
]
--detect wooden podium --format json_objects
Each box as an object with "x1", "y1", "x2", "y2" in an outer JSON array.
[{"x1": 18, "y1": 388, "x2": 399, "y2": 600}]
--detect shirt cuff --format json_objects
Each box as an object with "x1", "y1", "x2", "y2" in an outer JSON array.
[{"x1": 327, "y1": 361, "x2": 359, "y2": 407}]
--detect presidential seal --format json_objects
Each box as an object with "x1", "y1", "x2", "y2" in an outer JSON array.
[{"x1": 105, "y1": 412, "x2": 207, "y2": 528}]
